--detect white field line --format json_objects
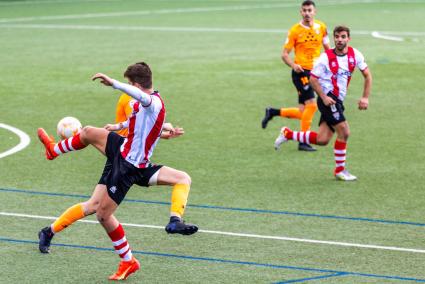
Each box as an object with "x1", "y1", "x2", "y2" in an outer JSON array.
[
  {"x1": 1, "y1": 23, "x2": 424, "y2": 38},
  {"x1": 1, "y1": 211, "x2": 424, "y2": 254},
  {"x1": 0, "y1": 124, "x2": 30, "y2": 159},
  {"x1": 371, "y1": 31, "x2": 404, "y2": 41},
  {"x1": 0, "y1": 0, "x2": 409, "y2": 24}
]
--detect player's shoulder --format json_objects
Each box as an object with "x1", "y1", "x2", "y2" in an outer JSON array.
[
  {"x1": 317, "y1": 51, "x2": 329, "y2": 63},
  {"x1": 351, "y1": 47, "x2": 365, "y2": 58},
  {"x1": 313, "y1": 19, "x2": 327, "y2": 28},
  {"x1": 288, "y1": 22, "x2": 302, "y2": 34}
]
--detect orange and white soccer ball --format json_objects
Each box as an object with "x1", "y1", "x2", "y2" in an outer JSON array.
[{"x1": 57, "y1": 117, "x2": 82, "y2": 139}]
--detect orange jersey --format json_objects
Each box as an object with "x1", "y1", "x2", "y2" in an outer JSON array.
[
  {"x1": 115, "y1": 93, "x2": 133, "y2": 137},
  {"x1": 284, "y1": 20, "x2": 328, "y2": 70}
]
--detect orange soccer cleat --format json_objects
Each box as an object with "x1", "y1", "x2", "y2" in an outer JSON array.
[
  {"x1": 37, "y1": 128, "x2": 58, "y2": 160},
  {"x1": 108, "y1": 257, "x2": 140, "y2": 281}
]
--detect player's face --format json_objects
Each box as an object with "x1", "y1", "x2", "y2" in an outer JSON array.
[
  {"x1": 300, "y1": 5, "x2": 316, "y2": 24},
  {"x1": 334, "y1": 31, "x2": 350, "y2": 52}
]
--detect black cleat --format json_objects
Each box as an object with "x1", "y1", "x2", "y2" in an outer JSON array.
[
  {"x1": 298, "y1": 142, "x2": 317, "y2": 152},
  {"x1": 261, "y1": 107, "x2": 273, "y2": 129},
  {"x1": 38, "y1": 226, "x2": 54, "y2": 253},
  {"x1": 165, "y1": 216, "x2": 198, "y2": 236}
]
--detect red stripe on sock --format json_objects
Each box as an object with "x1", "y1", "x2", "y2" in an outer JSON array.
[
  {"x1": 108, "y1": 224, "x2": 125, "y2": 242},
  {"x1": 114, "y1": 241, "x2": 128, "y2": 251},
  {"x1": 283, "y1": 128, "x2": 293, "y2": 139},
  {"x1": 64, "y1": 139, "x2": 71, "y2": 151},
  {"x1": 119, "y1": 248, "x2": 131, "y2": 259},
  {"x1": 57, "y1": 142, "x2": 65, "y2": 153},
  {"x1": 71, "y1": 133, "x2": 86, "y2": 150},
  {"x1": 335, "y1": 166, "x2": 345, "y2": 174},
  {"x1": 309, "y1": 132, "x2": 317, "y2": 144},
  {"x1": 334, "y1": 139, "x2": 347, "y2": 150}
]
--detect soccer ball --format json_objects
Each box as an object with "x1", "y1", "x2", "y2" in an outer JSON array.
[{"x1": 57, "y1": 117, "x2": 82, "y2": 139}]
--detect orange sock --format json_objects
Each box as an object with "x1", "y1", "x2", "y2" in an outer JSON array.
[
  {"x1": 280, "y1": 108, "x2": 302, "y2": 119},
  {"x1": 300, "y1": 103, "x2": 317, "y2": 132},
  {"x1": 170, "y1": 184, "x2": 190, "y2": 218},
  {"x1": 52, "y1": 203, "x2": 85, "y2": 233}
]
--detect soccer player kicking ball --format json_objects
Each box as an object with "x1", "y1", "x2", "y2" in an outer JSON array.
[
  {"x1": 274, "y1": 26, "x2": 372, "y2": 181},
  {"x1": 37, "y1": 62, "x2": 198, "y2": 280}
]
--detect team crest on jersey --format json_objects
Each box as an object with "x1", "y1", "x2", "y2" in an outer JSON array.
[
  {"x1": 331, "y1": 61, "x2": 337, "y2": 68},
  {"x1": 349, "y1": 57, "x2": 355, "y2": 64}
]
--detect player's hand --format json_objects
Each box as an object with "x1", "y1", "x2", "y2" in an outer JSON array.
[
  {"x1": 92, "y1": 73, "x2": 113, "y2": 86},
  {"x1": 104, "y1": 123, "x2": 120, "y2": 131},
  {"x1": 169, "y1": 127, "x2": 184, "y2": 139},
  {"x1": 322, "y1": 95, "x2": 336, "y2": 106},
  {"x1": 358, "y1": 97, "x2": 369, "y2": 110},
  {"x1": 293, "y1": 64, "x2": 304, "y2": 73}
]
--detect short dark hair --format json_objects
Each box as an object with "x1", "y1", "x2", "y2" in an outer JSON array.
[
  {"x1": 333, "y1": 25, "x2": 350, "y2": 37},
  {"x1": 124, "y1": 62, "x2": 152, "y2": 89},
  {"x1": 302, "y1": 0, "x2": 315, "y2": 7}
]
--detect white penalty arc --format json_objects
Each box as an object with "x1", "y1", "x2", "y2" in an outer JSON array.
[
  {"x1": 0, "y1": 123, "x2": 31, "y2": 159},
  {"x1": 371, "y1": 31, "x2": 404, "y2": 42}
]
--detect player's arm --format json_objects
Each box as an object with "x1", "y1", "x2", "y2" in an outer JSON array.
[
  {"x1": 104, "y1": 120, "x2": 129, "y2": 131},
  {"x1": 322, "y1": 41, "x2": 331, "y2": 51},
  {"x1": 160, "y1": 122, "x2": 184, "y2": 139},
  {"x1": 92, "y1": 73, "x2": 151, "y2": 106},
  {"x1": 281, "y1": 48, "x2": 304, "y2": 73},
  {"x1": 322, "y1": 27, "x2": 331, "y2": 51},
  {"x1": 310, "y1": 75, "x2": 335, "y2": 106},
  {"x1": 358, "y1": 68, "x2": 372, "y2": 110}
]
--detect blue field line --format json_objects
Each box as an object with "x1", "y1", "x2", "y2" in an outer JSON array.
[
  {"x1": 1, "y1": 187, "x2": 425, "y2": 227},
  {"x1": 273, "y1": 272, "x2": 348, "y2": 283},
  {"x1": 1, "y1": 237, "x2": 424, "y2": 283}
]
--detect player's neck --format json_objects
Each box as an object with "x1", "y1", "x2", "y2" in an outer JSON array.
[
  {"x1": 141, "y1": 87, "x2": 154, "y2": 94},
  {"x1": 301, "y1": 19, "x2": 314, "y2": 27},
  {"x1": 334, "y1": 47, "x2": 348, "y2": 56}
]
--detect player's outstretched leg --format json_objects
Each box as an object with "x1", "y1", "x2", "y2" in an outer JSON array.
[
  {"x1": 38, "y1": 226, "x2": 54, "y2": 253},
  {"x1": 37, "y1": 128, "x2": 87, "y2": 160},
  {"x1": 37, "y1": 128, "x2": 58, "y2": 160},
  {"x1": 274, "y1": 127, "x2": 290, "y2": 150}
]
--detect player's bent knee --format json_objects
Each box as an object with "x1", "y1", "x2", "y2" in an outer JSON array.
[
  {"x1": 83, "y1": 199, "x2": 100, "y2": 215},
  {"x1": 178, "y1": 171, "x2": 191, "y2": 185}
]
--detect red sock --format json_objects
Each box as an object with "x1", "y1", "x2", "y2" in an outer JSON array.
[
  {"x1": 334, "y1": 140, "x2": 347, "y2": 174},
  {"x1": 108, "y1": 224, "x2": 133, "y2": 261},
  {"x1": 53, "y1": 133, "x2": 87, "y2": 155},
  {"x1": 284, "y1": 128, "x2": 317, "y2": 144}
]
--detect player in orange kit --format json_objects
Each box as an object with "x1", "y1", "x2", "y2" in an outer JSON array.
[{"x1": 262, "y1": 0, "x2": 330, "y2": 151}]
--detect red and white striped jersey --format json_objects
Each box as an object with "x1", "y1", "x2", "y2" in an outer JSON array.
[
  {"x1": 311, "y1": 47, "x2": 367, "y2": 101},
  {"x1": 112, "y1": 80, "x2": 165, "y2": 168}
]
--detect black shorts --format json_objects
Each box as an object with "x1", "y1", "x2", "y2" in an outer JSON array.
[
  {"x1": 292, "y1": 70, "x2": 315, "y2": 104},
  {"x1": 98, "y1": 132, "x2": 163, "y2": 205},
  {"x1": 317, "y1": 92, "x2": 346, "y2": 130}
]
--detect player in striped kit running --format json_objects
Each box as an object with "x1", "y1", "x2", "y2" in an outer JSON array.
[
  {"x1": 37, "y1": 62, "x2": 198, "y2": 280},
  {"x1": 274, "y1": 26, "x2": 372, "y2": 181}
]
